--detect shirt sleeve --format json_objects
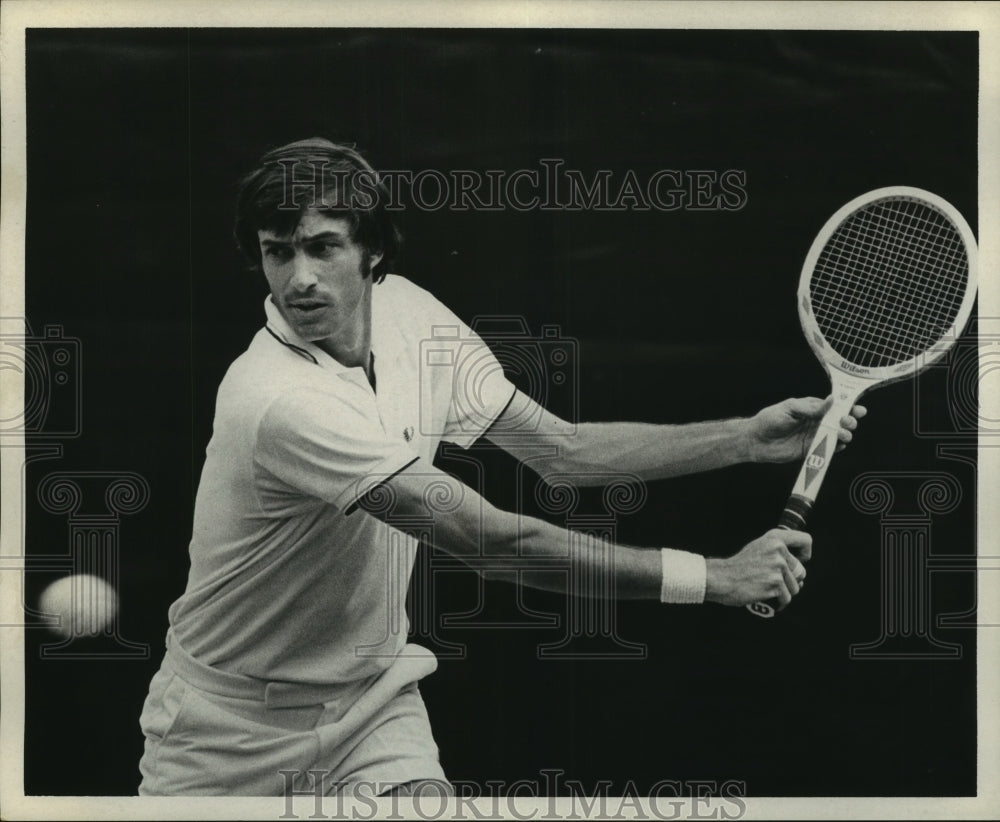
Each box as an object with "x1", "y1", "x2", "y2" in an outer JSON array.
[
  {"x1": 253, "y1": 386, "x2": 417, "y2": 512},
  {"x1": 410, "y1": 289, "x2": 517, "y2": 449},
  {"x1": 443, "y1": 332, "x2": 518, "y2": 448}
]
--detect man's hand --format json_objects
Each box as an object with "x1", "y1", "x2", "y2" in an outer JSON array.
[
  {"x1": 705, "y1": 529, "x2": 812, "y2": 609},
  {"x1": 745, "y1": 396, "x2": 867, "y2": 464}
]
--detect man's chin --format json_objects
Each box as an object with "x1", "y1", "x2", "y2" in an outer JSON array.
[{"x1": 285, "y1": 319, "x2": 327, "y2": 342}]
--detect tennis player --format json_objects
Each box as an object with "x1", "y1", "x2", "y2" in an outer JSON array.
[{"x1": 137, "y1": 138, "x2": 864, "y2": 797}]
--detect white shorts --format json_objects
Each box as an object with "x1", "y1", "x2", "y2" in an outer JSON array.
[{"x1": 138, "y1": 632, "x2": 447, "y2": 796}]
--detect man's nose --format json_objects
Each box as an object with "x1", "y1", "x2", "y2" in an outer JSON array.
[{"x1": 289, "y1": 252, "x2": 319, "y2": 289}]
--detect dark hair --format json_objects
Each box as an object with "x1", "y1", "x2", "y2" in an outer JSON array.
[{"x1": 233, "y1": 138, "x2": 401, "y2": 283}]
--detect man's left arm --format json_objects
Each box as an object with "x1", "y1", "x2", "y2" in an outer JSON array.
[{"x1": 484, "y1": 390, "x2": 866, "y2": 485}]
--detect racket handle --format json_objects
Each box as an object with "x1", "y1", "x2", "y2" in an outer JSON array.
[
  {"x1": 777, "y1": 494, "x2": 814, "y2": 530},
  {"x1": 746, "y1": 495, "x2": 815, "y2": 618}
]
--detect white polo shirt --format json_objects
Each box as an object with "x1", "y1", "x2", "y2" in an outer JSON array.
[{"x1": 168, "y1": 275, "x2": 516, "y2": 685}]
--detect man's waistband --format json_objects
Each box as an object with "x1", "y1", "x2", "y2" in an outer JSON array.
[{"x1": 163, "y1": 629, "x2": 385, "y2": 710}]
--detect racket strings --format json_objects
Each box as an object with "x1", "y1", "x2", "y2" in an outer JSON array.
[
  {"x1": 823, "y1": 205, "x2": 962, "y2": 340},
  {"x1": 835, "y1": 207, "x2": 962, "y2": 356},
  {"x1": 825, "y1": 202, "x2": 966, "y2": 333},
  {"x1": 809, "y1": 198, "x2": 968, "y2": 368}
]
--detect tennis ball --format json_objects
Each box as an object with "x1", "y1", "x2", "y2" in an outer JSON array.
[{"x1": 39, "y1": 574, "x2": 118, "y2": 639}]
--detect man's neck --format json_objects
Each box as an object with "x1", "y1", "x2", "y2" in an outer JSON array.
[
  {"x1": 313, "y1": 298, "x2": 373, "y2": 379},
  {"x1": 316, "y1": 334, "x2": 372, "y2": 376}
]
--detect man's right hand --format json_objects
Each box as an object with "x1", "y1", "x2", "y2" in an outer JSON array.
[{"x1": 704, "y1": 529, "x2": 811, "y2": 609}]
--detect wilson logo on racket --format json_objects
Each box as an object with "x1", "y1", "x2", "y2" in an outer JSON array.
[
  {"x1": 747, "y1": 602, "x2": 775, "y2": 618},
  {"x1": 839, "y1": 361, "x2": 871, "y2": 375},
  {"x1": 803, "y1": 436, "x2": 830, "y2": 489}
]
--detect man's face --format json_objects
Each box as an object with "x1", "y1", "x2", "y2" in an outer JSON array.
[{"x1": 258, "y1": 210, "x2": 381, "y2": 345}]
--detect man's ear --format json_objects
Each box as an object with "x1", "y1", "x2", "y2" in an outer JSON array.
[{"x1": 369, "y1": 249, "x2": 384, "y2": 271}]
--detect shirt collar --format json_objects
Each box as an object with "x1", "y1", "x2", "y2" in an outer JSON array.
[
  {"x1": 263, "y1": 290, "x2": 398, "y2": 376},
  {"x1": 263, "y1": 295, "x2": 351, "y2": 373}
]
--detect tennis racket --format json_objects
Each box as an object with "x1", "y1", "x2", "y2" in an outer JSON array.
[{"x1": 747, "y1": 186, "x2": 978, "y2": 619}]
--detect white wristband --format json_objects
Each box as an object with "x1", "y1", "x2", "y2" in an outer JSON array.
[{"x1": 660, "y1": 548, "x2": 707, "y2": 604}]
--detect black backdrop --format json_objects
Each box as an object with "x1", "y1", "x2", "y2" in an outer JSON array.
[{"x1": 22, "y1": 29, "x2": 978, "y2": 797}]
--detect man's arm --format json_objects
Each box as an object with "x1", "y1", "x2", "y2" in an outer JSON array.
[
  {"x1": 356, "y1": 458, "x2": 809, "y2": 609},
  {"x1": 483, "y1": 390, "x2": 866, "y2": 485}
]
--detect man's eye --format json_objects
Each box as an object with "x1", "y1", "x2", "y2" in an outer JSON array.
[
  {"x1": 264, "y1": 246, "x2": 292, "y2": 260},
  {"x1": 309, "y1": 242, "x2": 338, "y2": 256}
]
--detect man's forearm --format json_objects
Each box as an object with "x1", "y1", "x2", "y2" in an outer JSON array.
[
  {"x1": 549, "y1": 418, "x2": 753, "y2": 484},
  {"x1": 475, "y1": 511, "x2": 704, "y2": 602},
  {"x1": 477, "y1": 513, "x2": 807, "y2": 609}
]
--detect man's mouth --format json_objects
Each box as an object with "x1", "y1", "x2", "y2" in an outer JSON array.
[{"x1": 287, "y1": 299, "x2": 327, "y2": 314}]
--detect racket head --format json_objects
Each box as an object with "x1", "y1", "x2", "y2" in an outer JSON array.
[{"x1": 797, "y1": 186, "x2": 978, "y2": 394}]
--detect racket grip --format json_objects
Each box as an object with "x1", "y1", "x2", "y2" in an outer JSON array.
[
  {"x1": 777, "y1": 494, "x2": 814, "y2": 531},
  {"x1": 746, "y1": 495, "x2": 815, "y2": 618}
]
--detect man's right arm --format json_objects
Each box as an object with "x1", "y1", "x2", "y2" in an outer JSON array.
[{"x1": 355, "y1": 459, "x2": 810, "y2": 609}]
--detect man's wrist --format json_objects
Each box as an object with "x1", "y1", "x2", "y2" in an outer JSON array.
[
  {"x1": 660, "y1": 548, "x2": 707, "y2": 604},
  {"x1": 734, "y1": 416, "x2": 756, "y2": 464},
  {"x1": 703, "y1": 557, "x2": 730, "y2": 604}
]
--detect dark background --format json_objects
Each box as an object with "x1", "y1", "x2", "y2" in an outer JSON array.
[{"x1": 22, "y1": 29, "x2": 978, "y2": 796}]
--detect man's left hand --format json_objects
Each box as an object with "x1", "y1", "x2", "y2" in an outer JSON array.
[{"x1": 746, "y1": 396, "x2": 867, "y2": 464}]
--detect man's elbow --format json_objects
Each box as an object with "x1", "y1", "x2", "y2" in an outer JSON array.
[
  {"x1": 443, "y1": 504, "x2": 523, "y2": 581},
  {"x1": 532, "y1": 435, "x2": 605, "y2": 488}
]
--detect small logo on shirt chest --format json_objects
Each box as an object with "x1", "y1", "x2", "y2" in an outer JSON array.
[{"x1": 403, "y1": 426, "x2": 414, "y2": 443}]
